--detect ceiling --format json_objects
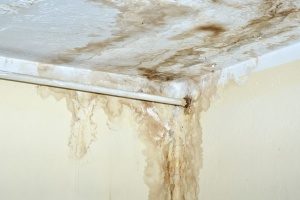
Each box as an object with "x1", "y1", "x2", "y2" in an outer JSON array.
[{"x1": 0, "y1": 0, "x2": 300, "y2": 104}]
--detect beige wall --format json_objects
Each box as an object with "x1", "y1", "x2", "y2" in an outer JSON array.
[
  {"x1": 0, "y1": 60, "x2": 299, "y2": 200},
  {"x1": 200, "y1": 61, "x2": 300, "y2": 200},
  {"x1": 0, "y1": 81, "x2": 148, "y2": 200}
]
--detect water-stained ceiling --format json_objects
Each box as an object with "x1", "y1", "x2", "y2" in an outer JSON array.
[{"x1": 0, "y1": 0, "x2": 300, "y2": 104}]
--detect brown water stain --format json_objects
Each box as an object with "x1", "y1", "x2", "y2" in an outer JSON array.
[
  {"x1": 210, "y1": 0, "x2": 245, "y2": 8},
  {"x1": 42, "y1": 0, "x2": 299, "y2": 84},
  {"x1": 36, "y1": 86, "x2": 100, "y2": 159},
  {"x1": 138, "y1": 67, "x2": 183, "y2": 82},
  {"x1": 183, "y1": 95, "x2": 192, "y2": 114},
  {"x1": 153, "y1": 48, "x2": 205, "y2": 69},
  {"x1": 171, "y1": 24, "x2": 226, "y2": 40},
  {"x1": 35, "y1": 72, "x2": 220, "y2": 200},
  {"x1": 47, "y1": 0, "x2": 193, "y2": 65},
  {"x1": 210, "y1": 1, "x2": 299, "y2": 52},
  {"x1": 170, "y1": 0, "x2": 299, "y2": 67}
]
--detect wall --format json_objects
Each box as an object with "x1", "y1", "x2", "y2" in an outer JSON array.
[
  {"x1": 0, "y1": 60, "x2": 299, "y2": 200},
  {"x1": 200, "y1": 60, "x2": 300, "y2": 200},
  {"x1": 0, "y1": 81, "x2": 148, "y2": 200}
]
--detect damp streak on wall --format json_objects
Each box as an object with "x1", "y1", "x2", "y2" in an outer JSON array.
[{"x1": 36, "y1": 72, "x2": 219, "y2": 200}]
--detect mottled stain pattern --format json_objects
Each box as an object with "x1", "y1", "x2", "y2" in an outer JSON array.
[
  {"x1": 138, "y1": 67, "x2": 183, "y2": 82},
  {"x1": 213, "y1": 1, "x2": 300, "y2": 52},
  {"x1": 150, "y1": 48, "x2": 206, "y2": 70},
  {"x1": 40, "y1": 0, "x2": 300, "y2": 84},
  {"x1": 197, "y1": 24, "x2": 227, "y2": 36},
  {"x1": 49, "y1": 0, "x2": 193, "y2": 65},
  {"x1": 36, "y1": 73, "x2": 219, "y2": 200},
  {"x1": 37, "y1": 86, "x2": 99, "y2": 159},
  {"x1": 183, "y1": 95, "x2": 192, "y2": 114}
]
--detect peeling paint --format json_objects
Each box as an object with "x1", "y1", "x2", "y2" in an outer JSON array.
[
  {"x1": 48, "y1": 0, "x2": 193, "y2": 65},
  {"x1": 170, "y1": 24, "x2": 226, "y2": 40},
  {"x1": 36, "y1": 72, "x2": 219, "y2": 199}
]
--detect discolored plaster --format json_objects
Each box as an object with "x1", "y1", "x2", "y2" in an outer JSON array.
[
  {"x1": 0, "y1": 0, "x2": 299, "y2": 103},
  {"x1": 36, "y1": 86, "x2": 99, "y2": 159},
  {"x1": 0, "y1": 0, "x2": 299, "y2": 198},
  {"x1": 40, "y1": 0, "x2": 300, "y2": 85},
  {"x1": 36, "y1": 72, "x2": 219, "y2": 200},
  {"x1": 170, "y1": 24, "x2": 227, "y2": 40}
]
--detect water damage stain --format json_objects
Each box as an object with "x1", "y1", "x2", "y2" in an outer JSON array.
[
  {"x1": 171, "y1": 24, "x2": 226, "y2": 40},
  {"x1": 47, "y1": 0, "x2": 193, "y2": 65},
  {"x1": 41, "y1": 0, "x2": 299, "y2": 84},
  {"x1": 183, "y1": 95, "x2": 192, "y2": 114},
  {"x1": 36, "y1": 73, "x2": 219, "y2": 200},
  {"x1": 138, "y1": 67, "x2": 182, "y2": 82},
  {"x1": 36, "y1": 86, "x2": 99, "y2": 159}
]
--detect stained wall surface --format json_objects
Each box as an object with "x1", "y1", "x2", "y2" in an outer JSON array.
[
  {"x1": 0, "y1": 60, "x2": 300, "y2": 200},
  {"x1": 0, "y1": 80, "x2": 148, "y2": 200}
]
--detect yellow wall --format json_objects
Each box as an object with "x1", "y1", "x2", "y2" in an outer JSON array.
[{"x1": 0, "y1": 60, "x2": 300, "y2": 200}]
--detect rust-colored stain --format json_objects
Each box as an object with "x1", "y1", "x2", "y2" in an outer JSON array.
[
  {"x1": 36, "y1": 72, "x2": 220, "y2": 200},
  {"x1": 249, "y1": 8, "x2": 299, "y2": 27},
  {"x1": 48, "y1": 0, "x2": 192, "y2": 65},
  {"x1": 36, "y1": 86, "x2": 99, "y2": 159},
  {"x1": 197, "y1": 24, "x2": 226, "y2": 36},
  {"x1": 171, "y1": 24, "x2": 226, "y2": 40},
  {"x1": 183, "y1": 95, "x2": 192, "y2": 114},
  {"x1": 138, "y1": 67, "x2": 182, "y2": 82},
  {"x1": 201, "y1": 1, "x2": 299, "y2": 56},
  {"x1": 151, "y1": 48, "x2": 205, "y2": 69},
  {"x1": 42, "y1": 0, "x2": 299, "y2": 83}
]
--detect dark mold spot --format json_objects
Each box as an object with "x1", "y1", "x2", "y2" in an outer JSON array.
[
  {"x1": 249, "y1": 8, "x2": 299, "y2": 27},
  {"x1": 183, "y1": 95, "x2": 192, "y2": 114},
  {"x1": 210, "y1": 2, "x2": 299, "y2": 52},
  {"x1": 43, "y1": 0, "x2": 299, "y2": 85},
  {"x1": 252, "y1": 0, "x2": 299, "y2": 25}
]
